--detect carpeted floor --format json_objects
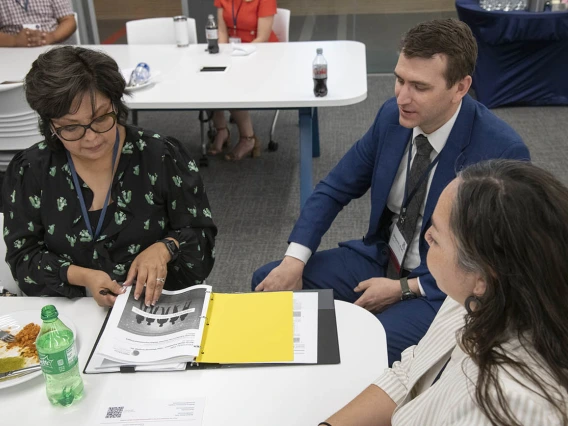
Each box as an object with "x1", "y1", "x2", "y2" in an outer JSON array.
[{"x1": 132, "y1": 74, "x2": 568, "y2": 293}]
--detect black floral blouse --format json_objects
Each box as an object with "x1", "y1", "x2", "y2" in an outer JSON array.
[{"x1": 1, "y1": 126, "x2": 217, "y2": 297}]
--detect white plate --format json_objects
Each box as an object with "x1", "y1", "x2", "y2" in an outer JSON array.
[
  {"x1": 0, "y1": 310, "x2": 77, "y2": 390},
  {"x1": 121, "y1": 68, "x2": 161, "y2": 92}
]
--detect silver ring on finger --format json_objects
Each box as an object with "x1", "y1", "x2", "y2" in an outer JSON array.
[{"x1": 156, "y1": 277, "x2": 166, "y2": 284}]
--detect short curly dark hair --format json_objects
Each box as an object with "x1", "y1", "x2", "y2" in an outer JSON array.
[
  {"x1": 24, "y1": 46, "x2": 129, "y2": 151},
  {"x1": 400, "y1": 19, "x2": 478, "y2": 88}
]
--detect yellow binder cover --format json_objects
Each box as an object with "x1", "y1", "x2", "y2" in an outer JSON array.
[{"x1": 196, "y1": 292, "x2": 294, "y2": 363}]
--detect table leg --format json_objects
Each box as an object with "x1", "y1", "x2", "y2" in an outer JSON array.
[
  {"x1": 299, "y1": 107, "x2": 314, "y2": 208},
  {"x1": 312, "y1": 107, "x2": 320, "y2": 158}
]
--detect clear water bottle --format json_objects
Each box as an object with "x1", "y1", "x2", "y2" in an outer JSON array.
[
  {"x1": 35, "y1": 305, "x2": 84, "y2": 407},
  {"x1": 206, "y1": 14, "x2": 219, "y2": 54},
  {"x1": 128, "y1": 62, "x2": 150, "y2": 87},
  {"x1": 313, "y1": 48, "x2": 328, "y2": 97}
]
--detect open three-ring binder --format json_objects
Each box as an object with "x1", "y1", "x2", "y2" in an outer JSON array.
[{"x1": 84, "y1": 285, "x2": 339, "y2": 374}]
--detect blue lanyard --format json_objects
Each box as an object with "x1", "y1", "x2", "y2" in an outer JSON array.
[
  {"x1": 65, "y1": 128, "x2": 120, "y2": 241},
  {"x1": 231, "y1": 0, "x2": 243, "y2": 31},
  {"x1": 15, "y1": 0, "x2": 29, "y2": 12},
  {"x1": 400, "y1": 137, "x2": 441, "y2": 221}
]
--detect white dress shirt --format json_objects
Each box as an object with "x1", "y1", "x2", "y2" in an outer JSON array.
[{"x1": 286, "y1": 102, "x2": 462, "y2": 296}]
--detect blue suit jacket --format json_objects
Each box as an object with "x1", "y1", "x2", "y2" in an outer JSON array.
[{"x1": 289, "y1": 95, "x2": 530, "y2": 306}]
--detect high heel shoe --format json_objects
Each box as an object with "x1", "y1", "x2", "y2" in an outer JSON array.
[
  {"x1": 208, "y1": 127, "x2": 230, "y2": 156},
  {"x1": 225, "y1": 135, "x2": 261, "y2": 161}
]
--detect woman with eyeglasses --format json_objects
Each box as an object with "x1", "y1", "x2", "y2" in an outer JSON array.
[
  {"x1": 1, "y1": 46, "x2": 217, "y2": 307},
  {"x1": 319, "y1": 160, "x2": 568, "y2": 426}
]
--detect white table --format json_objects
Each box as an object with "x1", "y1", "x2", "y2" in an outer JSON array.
[
  {"x1": 0, "y1": 41, "x2": 368, "y2": 207},
  {"x1": 0, "y1": 297, "x2": 387, "y2": 426}
]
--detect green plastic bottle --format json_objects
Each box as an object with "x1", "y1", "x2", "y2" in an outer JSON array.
[{"x1": 35, "y1": 305, "x2": 84, "y2": 406}]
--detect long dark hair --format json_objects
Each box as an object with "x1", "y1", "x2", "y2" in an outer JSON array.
[
  {"x1": 451, "y1": 159, "x2": 568, "y2": 425},
  {"x1": 24, "y1": 46, "x2": 129, "y2": 151}
]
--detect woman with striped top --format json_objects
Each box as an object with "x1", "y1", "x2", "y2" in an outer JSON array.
[{"x1": 320, "y1": 160, "x2": 568, "y2": 426}]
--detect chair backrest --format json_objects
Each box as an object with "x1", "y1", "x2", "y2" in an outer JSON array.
[
  {"x1": 0, "y1": 213, "x2": 20, "y2": 295},
  {"x1": 65, "y1": 12, "x2": 81, "y2": 45},
  {"x1": 126, "y1": 17, "x2": 197, "y2": 45},
  {"x1": 0, "y1": 84, "x2": 42, "y2": 154},
  {"x1": 273, "y1": 8, "x2": 290, "y2": 43}
]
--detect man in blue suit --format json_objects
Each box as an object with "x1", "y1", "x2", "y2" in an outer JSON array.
[{"x1": 252, "y1": 19, "x2": 530, "y2": 365}]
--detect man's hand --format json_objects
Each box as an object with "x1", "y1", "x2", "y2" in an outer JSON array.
[
  {"x1": 13, "y1": 29, "x2": 30, "y2": 47},
  {"x1": 354, "y1": 277, "x2": 401, "y2": 313},
  {"x1": 254, "y1": 256, "x2": 304, "y2": 292},
  {"x1": 25, "y1": 29, "x2": 45, "y2": 46}
]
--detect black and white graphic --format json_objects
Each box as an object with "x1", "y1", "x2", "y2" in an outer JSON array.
[{"x1": 117, "y1": 287, "x2": 206, "y2": 337}]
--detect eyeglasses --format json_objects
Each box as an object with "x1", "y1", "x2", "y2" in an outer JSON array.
[{"x1": 51, "y1": 111, "x2": 117, "y2": 142}]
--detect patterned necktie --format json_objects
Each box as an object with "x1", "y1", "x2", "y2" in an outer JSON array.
[{"x1": 386, "y1": 135, "x2": 434, "y2": 279}]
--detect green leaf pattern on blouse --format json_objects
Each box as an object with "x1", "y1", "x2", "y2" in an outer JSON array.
[
  {"x1": 79, "y1": 230, "x2": 92, "y2": 242},
  {"x1": 66, "y1": 176, "x2": 74, "y2": 190},
  {"x1": 14, "y1": 239, "x2": 25, "y2": 249},
  {"x1": 133, "y1": 165, "x2": 140, "y2": 175},
  {"x1": 49, "y1": 166, "x2": 56, "y2": 177},
  {"x1": 136, "y1": 139, "x2": 147, "y2": 151},
  {"x1": 158, "y1": 218, "x2": 165, "y2": 230},
  {"x1": 10, "y1": 190, "x2": 15, "y2": 203},
  {"x1": 143, "y1": 219, "x2": 150, "y2": 230},
  {"x1": 203, "y1": 208, "x2": 212, "y2": 219},
  {"x1": 66, "y1": 234, "x2": 77, "y2": 247},
  {"x1": 47, "y1": 224, "x2": 55, "y2": 235},
  {"x1": 188, "y1": 160, "x2": 199, "y2": 172},
  {"x1": 57, "y1": 197, "x2": 67, "y2": 211},
  {"x1": 171, "y1": 200, "x2": 176, "y2": 210},
  {"x1": 145, "y1": 192, "x2": 154, "y2": 205},
  {"x1": 115, "y1": 211, "x2": 127, "y2": 225},
  {"x1": 172, "y1": 176, "x2": 182, "y2": 187},
  {"x1": 148, "y1": 173, "x2": 158, "y2": 185},
  {"x1": 29, "y1": 195, "x2": 41, "y2": 209},
  {"x1": 188, "y1": 207, "x2": 196, "y2": 217},
  {"x1": 38, "y1": 142, "x2": 47, "y2": 150},
  {"x1": 128, "y1": 244, "x2": 141, "y2": 255},
  {"x1": 27, "y1": 222, "x2": 34, "y2": 232},
  {"x1": 113, "y1": 264, "x2": 126, "y2": 276},
  {"x1": 3, "y1": 227, "x2": 8, "y2": 237},
  {"x1": 122, "y1": 142, "x2": 134, "y2": 154}
]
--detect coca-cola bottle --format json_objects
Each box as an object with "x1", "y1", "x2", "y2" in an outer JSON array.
[
  {"x1": 206, "y1": 14, "x2": 219, "y2": 54},
  {"x1": 313, "y1": 48, "x2": 328, "y2": 97}
]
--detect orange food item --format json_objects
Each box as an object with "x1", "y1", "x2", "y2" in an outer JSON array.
[{"x1": 6, "y1": 323, "x2": 40, "y2": 362}]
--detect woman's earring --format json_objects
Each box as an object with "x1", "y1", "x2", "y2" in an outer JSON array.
[{"x1": 465, "y1": 295, "x2": 482, "y2": 314}]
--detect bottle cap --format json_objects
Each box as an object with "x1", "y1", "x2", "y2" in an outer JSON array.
[
  {"x1": 208, "y1": 14, "x2": 214, "y2": 19},
  {"x1": 174, "y1": 16, "x2": 187, "y2": 22},
  {"x1": 317, "y1": 48, "x2": 323, "y2": 54},
  {"x1": 41, "y1": 305, "x2": 59, "y2": 321}
]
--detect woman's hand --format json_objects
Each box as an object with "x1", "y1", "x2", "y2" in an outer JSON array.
[
  {"x1": 67, "y1": 266, "x2": 126, "y2": 307},
  {"x1": 124, "y1": 242, "x2": 173, "y2": 307},
  {"x1": 83, "y1": 270, "x2": 126, "y2": 307}
]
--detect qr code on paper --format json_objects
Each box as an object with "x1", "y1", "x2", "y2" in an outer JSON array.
[{"x1": 105, "y1": 406, "x2": 124, "y2": 419}]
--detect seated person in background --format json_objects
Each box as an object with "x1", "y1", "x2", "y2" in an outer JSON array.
[
  {"x1": 0, "y1": 0, "x2": 77, "y2": 47},
  {"x1": 252, "y1": 19, "x2": 530, "y2": 366},
  {"x1": 320, "y1": 159, "x2": 568, "y2": 426},
  {"x1": 208, "y1": 0, "x2": 279, "y2": 161},
  {"x1": 1, "y1": 47, "x2": 217, "y2": 308}
]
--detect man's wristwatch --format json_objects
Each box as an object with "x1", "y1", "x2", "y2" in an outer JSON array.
[
  {"x1": 400, "y1": 277, "x2": 417, "y2": 300},
  {"x1": 158, "y1": 239, "x2": 179, "y2": 262}
]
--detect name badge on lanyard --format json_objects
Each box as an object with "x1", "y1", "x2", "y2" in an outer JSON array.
[
  {"x1": 388, "y1": 224, "x2": 407, "y2": 273},
  {"x1": 230, "y1": 0, "x2": 243, "y2": 43}
]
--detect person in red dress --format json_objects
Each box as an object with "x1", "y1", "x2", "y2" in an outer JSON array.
[{"x1": 209, "y1": 0, "x2": 279, "y2": 161}]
